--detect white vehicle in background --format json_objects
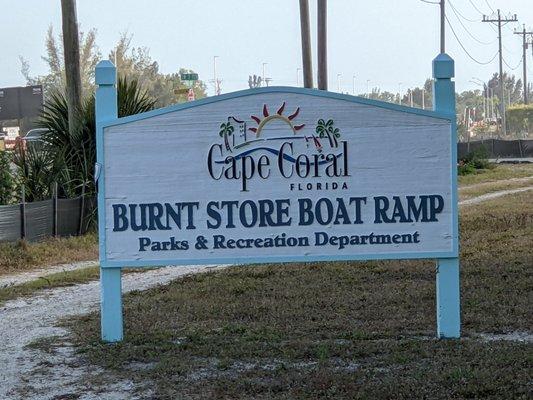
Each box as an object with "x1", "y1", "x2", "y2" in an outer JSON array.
[{"x1": 21, "y1": 128, "x2": 48, "y2": 151}]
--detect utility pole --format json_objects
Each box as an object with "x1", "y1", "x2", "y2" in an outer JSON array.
[
  {"x1": 211, "y1": 56, "x2": 221, "y2": 95},
  {"x1": 61, "y1": 0, "x2": 82, "y2": 136},
  {"x1": 299, "y1": 0, "x2": 313, "y2": 88},
  {"x1": 352, "y1": 75, "x2": 356, "y2": 95},
  {"x1": 317, "y1": 0, "x2": 328, "y2": 90},
  {"x1": 440, "y1": 0, "x2": 445, "y2": 53},
  {"x1": 262, "y1": 63, "x2": 268, "y2": 86},
  {"x1": 514, "y1": 25, "x2": 533, "y2": 104},
  {"x1": 398, "y1": 82, "x2": 402, "y2": 105},
  {"x1": 483, "y1": 10, "x2": 518, "y2": 136}
]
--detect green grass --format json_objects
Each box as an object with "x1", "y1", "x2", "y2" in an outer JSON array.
[
  {"x1": 59, "y1": 191, "x2": 533, "y2": 399},
  {"x1": 458, "y1": 163, "x2": 533, "y2": 186},
  {"x1": 0, "y1": 266, "x2": 100, "y2": 306},
  {"x1": 0, "y1": 232, "x2": 98, "y2": 276}
]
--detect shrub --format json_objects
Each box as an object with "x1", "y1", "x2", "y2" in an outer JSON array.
[
  {"x1": 458, "y1": 145, "x2": 492, "y2": 176},
  {"x1": 0, "y1": 151, "x2": 15, "y2": 204},
  {"x1": 12, "y1": 144, "x2": 62, "y2": 202},
  {"x1": 36, "y1": 76, "x2": 156, "y2": 199}
]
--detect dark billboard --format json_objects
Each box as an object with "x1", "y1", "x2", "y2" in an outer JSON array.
[{"x1": 0, "y1": 85, "x2": 43, "y2": 121}]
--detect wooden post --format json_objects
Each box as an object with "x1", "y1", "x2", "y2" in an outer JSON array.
[
  {"x1": 96, "y1": 60, "x2": 122, "y2": 342},
  {"x1": 20, "y1": 186, "x2": 26, "y2": 240},
  {"x1": 52, "y1": 182, "x2": 58, "y2": 237},
  {"x1": 317, "y1": 0, "x2": 328, "y2": 90},
  {"x1": 78, "y1": 182, "x2": 86, "y2": 236},
  {"x1": 299, "y1": 0, "x2": 314, "y2": 89},
  {"x1": 61, "y1": 0, "x2": 82, "y2": 136},
  {"x1": 433, "y1": 52, "x2": 461, "y2": 339}
]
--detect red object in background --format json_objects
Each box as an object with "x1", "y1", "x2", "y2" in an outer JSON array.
[{"x1": 187, "y1": 88, "x2": 195, "y2": 102}]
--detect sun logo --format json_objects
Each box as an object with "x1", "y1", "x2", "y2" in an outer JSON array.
[{"x1": 249, "y1": 102, "x2": 305, "y2": 136}]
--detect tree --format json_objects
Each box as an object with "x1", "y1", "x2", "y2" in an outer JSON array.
[
  {"x1": 369, "y1": 89, "x2": 397, "y2": 103},
  {"x1": 248, "y1": 75, "x2": 263, "y2": 88},
  {"x1": 20, "y1": 26, "x2": 100, "y2": 95},
  {"x1": 487, "y1": 72, "x2": 522, "y2": 108},
  {"x1": 400, "y1": 79, "x2": 433, "y2": 109},
  {"x1": 36, "y1": 77, "x2": 156, "y2": 198},
  {"x1": 109, "y1": 32, "x2": 206, "y2": 107},
  {"x1": 21, "y1": 30, "x2": 206, "y2": 107},
  {"x1": 456, "y1": 90, "x2": 484, "y2": 122}
]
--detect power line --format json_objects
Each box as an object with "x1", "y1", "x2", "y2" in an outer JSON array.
[
  {"x1": 484, "y1": 0, "x2": 495, "y2": 13},
  {"x1": 448, "y1": 0, "x2": 495, "y2": 45},
  {"x1": 503, "y1": 57, "x2": 522, "y2": 70},
  {"x1": 447, "y1": 0, "x2": 479, "y2": 23},
  {"x1": 467, "y1": 0, "x2": 486, "y2": 16},
  {"x1": 445, "y1": 15, "x2": 498, "y2": 64},
  {"x1": 419, "y1": 0, "x2": 439, "y2": 4}
]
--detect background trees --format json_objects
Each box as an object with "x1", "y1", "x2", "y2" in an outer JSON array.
[{"x1": 20, "y1": 30, "x2": 206, "y2": 107}]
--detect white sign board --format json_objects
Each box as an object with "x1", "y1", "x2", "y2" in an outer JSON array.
[{"x1": 101, "y1": 90, "x2": 456, "y2": 267}]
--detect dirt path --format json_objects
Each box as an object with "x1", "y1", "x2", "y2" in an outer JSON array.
[
  {"x1": 0, "y1": 260, "x2": 99, "y2": 288},
  {"x1": 0, "y1": 264, "x2": 225, "y2": 400},
  {"x1": 459, "y1": 175, "x2": 533, "y2": 191},
  {"x1": 459, "y1": 186, "x2": 533, "y2": 206}
]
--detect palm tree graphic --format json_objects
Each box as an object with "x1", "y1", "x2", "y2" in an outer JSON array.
[
  {"x1": 316, "y1": 119, "x2": 340, "y2": 148},
  {"x1": 219, "y1": 121, "x2": 235, "y2": 152}
]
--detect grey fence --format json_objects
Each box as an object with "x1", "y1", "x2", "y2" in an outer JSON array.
[
  {"x1": 458, "y1": 139, "x2": 533, "y2": 160},
  {"x1": 0, "y1": 195, "x2": 95, "y2": 243}
]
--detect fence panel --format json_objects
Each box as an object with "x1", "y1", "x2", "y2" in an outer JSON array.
[
  {"x1": 25, "y1": 199, "x2": 53, "y2": 241},
  {"x1": 460, "y1": 139, "x2": 533, "y2": 159},
  {"x1": 493, "y1": 140, "x2": 522, "y2": 158},
  {"x1": 0, "y1": 204, "x2": 21, "y2": 242},
  {"x1": 468, "y1": 140, "x2": 494, "y2": 157},
  {"x1": 58, "y1": 197, "x2": 81, "y2": 236},
  {"x1": 520, "y1": 140, "x2": 533, "y2": 157},
  {"x1": 457, "y1": 142, "x2": 468, "y2": 159}
]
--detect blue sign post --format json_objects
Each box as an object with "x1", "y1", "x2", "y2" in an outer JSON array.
[
  {"x1": 95, "y1": 51, "x2": 460, "y2": 343},
  {"x1": 433, "y1": 53, "x2": 460, "y2": 338},
  {"x1": 96, "y1": 60, "x2": 123, "y2": 342}
]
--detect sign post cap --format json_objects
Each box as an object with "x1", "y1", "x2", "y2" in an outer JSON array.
[
  {"x1": 96, "y1": 60, "x2": 117, "y2": 85},
  {"x1": 432, "y1": 53, "x2": 455, "y2": 79}
]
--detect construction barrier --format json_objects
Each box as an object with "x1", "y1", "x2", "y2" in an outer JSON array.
[
  {"x1": 0, "y1": 195, "x2": 95, "y2": 243},
  {"x1": 458, "y1": 139, "x2": 533, "y2": 160}
]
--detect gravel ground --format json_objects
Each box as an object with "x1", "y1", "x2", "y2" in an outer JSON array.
[{"x1": 0, "y1": 264, "x2": 225, "y2": 400}]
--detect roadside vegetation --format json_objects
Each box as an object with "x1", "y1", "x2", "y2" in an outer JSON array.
[
  {"x1": 0, "y1": 233, "x2": 97, "y2": 276},
  {"x1": 458, "y1": 162, "x2": 533, "y2": 186},
  {"x1": 61, "y1": 192, "x2": 532, "y2": 399}
]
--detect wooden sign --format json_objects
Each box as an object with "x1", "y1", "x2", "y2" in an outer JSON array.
[
  {"x1": 102, "y1": 92, "x2": 455, "y2": 265},
  {"x1": 95, "y1": 54, "x2": 460, "y2": 342}
]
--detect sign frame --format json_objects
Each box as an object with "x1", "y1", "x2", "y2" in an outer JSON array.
[{"x1": 95, "y1": 53, "x2": 460, "y2": 343}]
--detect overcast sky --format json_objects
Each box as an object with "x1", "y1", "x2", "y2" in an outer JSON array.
[{"x1": 1, "y1": 0, "x2": 531, "y2": 96}]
